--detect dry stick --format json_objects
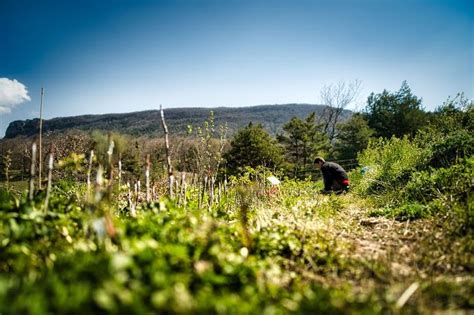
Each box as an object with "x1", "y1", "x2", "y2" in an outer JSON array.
[
  {"x1": 107, "y1": 135, "x2": 115, "y2": 182},
  {"x1": 133, "y1": 182, "x2": 138, "y2": 216},
  {"x1": 44, "y1": 147, "x2": 54, "y2": 212},
  {"x1": 170, "y1": 175, "x2": 175, "y2": 199},
  {"x1": 127, "y1": 182, "x2": 132, "y2": 208},
  {"x1": 198, "y1": 178, "x2": 202, "y2": 209},
  {"x1": 118, "y1": 153, "x2": 122, "y2": 190},
  {"x1": 128, "y1": 182, "x2": 136, "y2": 217},
  {"x1": 175, "y1": 176, "x2": 179, "y2": 203},
  {"x1": 87, "y1": 150, "x2": 94, "y2": 195},
  {"x1": 145, "y1": 154, "x2": 151, "y2": 203},
  {"x1": 160, "y1": 105, "x2": 173, "y2": 198},
  {"x1": 209, "y1": 176, "x2": 215, "y2": 207},
  {"x1": 180, "y1": 173, "x2": 187, "y2": 208},
  {"x1": 396, "y1": 282, "x2": 419, "y2": 309},
  {"x1": 202, "y1": 175, "x2": 208, "y2": 209},
  {"x1": 29, "y1": 142, "x2": 37, "y2": 201},
  {"x1": 38, "y1": 87, "x2": 44, "y2": 189},
  {"x1": 105, "y1": 138, "x2": 115, "y2": 202},
  {"x1": 94, "y1": 165, "x2": 104, "y2": 204}
]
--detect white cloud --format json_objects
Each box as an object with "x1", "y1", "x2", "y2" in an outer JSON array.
[{"x1": 0, "y1": 78, "x2": 31, "y2": 114}]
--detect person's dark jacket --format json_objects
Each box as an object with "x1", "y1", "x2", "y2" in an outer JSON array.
[{"x1": 320, "y1": 161, "x2": 348, "y2": 191}]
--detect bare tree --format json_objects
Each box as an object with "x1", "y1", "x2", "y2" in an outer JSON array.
[{"x1": 319, "y1": 79, "x2": 362, "y2": 142}]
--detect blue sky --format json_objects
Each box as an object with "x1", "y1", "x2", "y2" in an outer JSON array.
[{"x1": 0, "y1": 0, "x2": 472, "y2": 136}]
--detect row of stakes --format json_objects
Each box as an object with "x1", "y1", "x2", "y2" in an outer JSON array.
[{"x1": 27, "y1": 141, "x2": 228, "y2": 215}]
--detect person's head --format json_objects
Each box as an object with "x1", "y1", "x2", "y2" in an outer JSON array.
[{"x1": 314, "y1": 156, "x2": 325, "y2": 169}]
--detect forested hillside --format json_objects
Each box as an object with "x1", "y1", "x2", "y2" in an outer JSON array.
[{"x1": 4, "y1": 104, "x2": 351, "y2": 138}]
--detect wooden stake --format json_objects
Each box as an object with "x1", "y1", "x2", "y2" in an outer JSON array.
[
  {"x1": 145, "y1": 154, "x2": 150, "y2": 203},
  {"x1": 202, "y1": 175, "x2": 208, "y2": 209},
  {"x1": 44, "y1": 146, "x2": 54, "y2": 211},
  {"x1": 210, "y1": 176, "x2": 215, "y2": 207},
  {"x1": 134, "y1": 181, "x2": 139, "y2": 209},
  {"x1": 107, "y1": 133, "x2": 114, "y2": 182},
  {"x1": 198, "y1": 178, "x2": 202, "y2": 209},
  {"x1": 87, "y1": 150, "x2": 94, "y2": 195},
  {"x1": 29, "y1": 142, "x2": 37, "y2": 201},
  {"x1": 175, "y1": 175, "x2": 179, "y2": 200},
  {"x1": 94, "y1": 165, "x2": 104, "y2": 204},
  {"x1": 218, "y1": 182, "x2": 222, "y2": 204},
  {"x1": 38, "y1": 87, "x2": 44, "y2": 189},
  {"x1": 118, "y1": 153, "x2": 122, "y2": 190},
  {"x1": 180, "y1": 173, "x2": 186, "y2": 208},
  {"x1": 127, "y1": 182, "x2": 131, "y2": 208},
  {"x1": 160, "y1": 105, "x2": 173, "y2": 198},
  {"x1": 170, "y1": 175, "x2": 175, "y2": 199}
]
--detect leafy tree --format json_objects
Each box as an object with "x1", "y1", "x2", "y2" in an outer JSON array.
[
  {"x1": 428, "y1": 92, "x2": 473, "y2": 133},
  {"x1": 183, "y1": 111, "x2": 228, "y2": 178},
  {"x1": 364, "y1": 81, "x2": 427, "y2": 138},
  {"x1": 224, "y1": 123, "x2": 284, "y2": 175},
  {"x1": 417, "y1": 93, "x2": 474, "y2": 168},
  {"x1": 333, "y1": 113, "x2": 374, "y2": 160},
  {"x1": 278, "y1": 113, "x2": 329, "y2": 176}
]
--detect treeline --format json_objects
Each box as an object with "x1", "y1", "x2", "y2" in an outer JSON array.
[
  {"x1": 224, "y1": 81, "x2": 472, "y2": 176},
  {"x1": 0, "y1": 81, "x2": 472, "y2": 182}
]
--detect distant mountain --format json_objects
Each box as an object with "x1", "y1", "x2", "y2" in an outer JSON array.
[{"x1": 4, "y1": 104, "x2": 352, "y2": 138}]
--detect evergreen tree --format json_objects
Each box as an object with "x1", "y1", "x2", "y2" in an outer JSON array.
[
  {"x1": 278, "y1": 113, "x2": 329, "y2": 176},
  {"x1": 333, "y1": 113, "x2": 373, "y2": 160},
  {"x1": 364, "y1": 81, "x2": 427, "y2": 138},
  {"x1": 224, "y1": 123, "x2": 284, "y2": 175}
]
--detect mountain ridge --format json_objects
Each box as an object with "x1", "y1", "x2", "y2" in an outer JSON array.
[{"x1": 4, "y1": 103, "x2": 352, "y2": 138}]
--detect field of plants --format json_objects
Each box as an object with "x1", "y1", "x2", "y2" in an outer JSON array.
[
  {"x1": 0, "y1": 158, "x2": 472, "y2": 314},
  {"x1": 0, "y1": 96, "x2": 473, "y2": 314}
]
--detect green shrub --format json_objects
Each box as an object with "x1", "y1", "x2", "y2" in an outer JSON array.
[
  {"x1": 355, "y1": 126, "x2": 473, "y2": 228},
  {"x1": 404, "y1": 159, "x2": 473, "y2": 205},
  {"x1": 370, "y1": 203, "x2": 430, "y2": 221},
  {"x1": 355, "y1": 136, "x2": 428, "y2": 195},
  {"x1": 426, "y1": 129, "x2": 474, "y2": 168}
]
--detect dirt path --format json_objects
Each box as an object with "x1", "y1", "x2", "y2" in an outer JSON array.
[
  {"x1": 328, "y1": 198, "x2": 473, "y2": 312},
  {"x1": 340, "y1": 204, "x2": 419, "y2": 278}
]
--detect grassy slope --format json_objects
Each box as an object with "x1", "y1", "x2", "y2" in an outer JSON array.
[
  {"x1": 248, "y1": 181, "x2": 473, "y2": 313},
  {"x1": 0, "y1": 179, "x2": 472, "y2": 313}
]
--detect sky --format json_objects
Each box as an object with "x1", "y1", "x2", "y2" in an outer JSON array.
[{"x1": 0, "y1": 0, "x2": 473, "y2": 137}]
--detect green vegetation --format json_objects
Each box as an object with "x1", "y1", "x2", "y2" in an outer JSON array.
[
  {"x1": 0, "y1": 84, "x2": 472, "y2": 313},
  {"x1": 355, "y1": 94, "x2": 473, "y2": 229},
  {"x1": 333, "y1": 113, "x2": 373, "y2": 160},
  {"x1": 4, "y1": 104, "x2": 351, "y2": 139},
  {"x1": 225, "y1": 123, "x2": 284, "y2": 175},
  {"x1": 364, "y1": 81, "x2": 426, "y2": 138},
  {"x1": 277, "y1": 113, "x2": 329, "y2": 176}
]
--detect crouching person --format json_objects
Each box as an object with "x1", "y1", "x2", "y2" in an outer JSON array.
[{"x1": 314, "y1": 157, "x2": 350, "y2": 194}]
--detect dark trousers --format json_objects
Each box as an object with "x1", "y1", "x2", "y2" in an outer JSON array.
[{"x1": 331, "y1": 179, "x2": 349, "y2": 191}]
